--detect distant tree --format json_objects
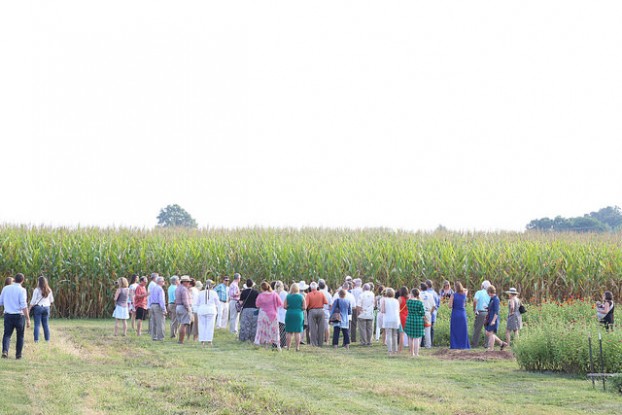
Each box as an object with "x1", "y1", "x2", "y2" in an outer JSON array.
[
  {"x1": 526, "y1": 217, "x2": 555, "y2": 232},
  {"x1": 156, "y1": 204, "x2": 198, "y2": 228},
  {"x1": 588, "y1": 206, "x2": 622, "y2": 230}
]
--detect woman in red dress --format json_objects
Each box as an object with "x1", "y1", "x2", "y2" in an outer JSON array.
[{"x1": 397, "y1": 286, "x2": 409, "y2": 352}]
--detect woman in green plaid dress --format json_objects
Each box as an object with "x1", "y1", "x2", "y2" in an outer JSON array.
[{"x1": 404, "y1": 288, "x2": 425, "y2": 357}]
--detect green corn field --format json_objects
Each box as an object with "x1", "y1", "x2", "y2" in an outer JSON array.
[{"x1": 0, "y1": 225, "x2": 620, "y2": 317}]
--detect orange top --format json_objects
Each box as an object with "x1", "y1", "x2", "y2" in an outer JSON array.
[{"x1": 306, "y1": 290, "x2": 328, "y2": 309}]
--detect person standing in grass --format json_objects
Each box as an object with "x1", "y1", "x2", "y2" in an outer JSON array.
[
  {"x1": 238, "y1": 279, "x2": 260, "y2": 342},
  {"x1": 471, "y1": 280, "x2": 491, "y2": 348},
  {"x1": 404, "y1": 288, "x2": 425, "y2": 357},
  {"x1": 505, "y1": 287, "x2": 523, "y2": 345},
  {"x1": 485, "y1": 285, "x2": 508, "y2": 351},
  {"x1": 167, "y1": 276, "x2": 179, "y2": 338},
  {"x1": 419, "y1": 282, "x2": 435, "y2": 349},
  {"x1": 228, "y1": 273, "x2": 242, "y2": 334},
  {"x1": 195, "y1": 280, "x2": 219, "y2": 346},
  {"x1": 148, "y1": 276, "x2": 167, "y2": 341},
  {"x1": 425, "y1": 280, "x2": 440, "y2": 346},
  {"x1": 30, "y1": 276, "x2": 54, "y2": 343},
  {"x1": 128, "y1": 274, "x2": 139, "y2": 330},
  {"x1": 175, "y1": 275, "x2": 194, "y2": 344},
  {"x1": 1, "y1": 273, "x2": 30, "y2": 359},
  {"x1": 214, "y1": 276, "x2": 230, "y2": 329},
  {"x1": 306, "y1": 282, "x2": 328, "y2": 347},
  {"x1": 189, "y1": 280, "x2": 201, "y2": 341},
  {"x1": 254, "y1": 281, "x2": 283, "y2": 350},
  {"x1": 396, "y1": 286, "x2": 409, "y2": 352},
  {"x1": 596, "y1": 291, "x2": 614, "y2": 332},
  {"x1": 319, "y1": 280, "x2": 333, "y2": 345},
  {"x1": 134, "y1": 277, "x2": 148, "y2": 336},
  {"x1": 275, "y1": 281, "x2": 289, "y2": 348},
  {"x1": 449, "y1": 282, "x2": 470, "y2": 349},
  {"x1": 357, "y1": 283, "x2": 375, "y2": 346},
  {"x1": 381, "y1": 288, "x2": 400, "y2": 356},
  {"x1": 284, "y1": 283, "x2": 306, "y2": 351},
  {"x1": 350, "y1": 278, "x2": 363, "y2": 343},
  {"x1": 330, "y1": 288, "x2": 352, "y2": 349},
  {"x1": 375, "y1": 285, "x2": 385, "y2": 344},
  {"x1": 112, "y1": 277, "x2": 130, "y2": 336}
]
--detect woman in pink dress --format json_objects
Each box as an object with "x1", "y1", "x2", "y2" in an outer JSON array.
[{"x1": 254, "y1": 281, "x2": 284, "y2": 350}]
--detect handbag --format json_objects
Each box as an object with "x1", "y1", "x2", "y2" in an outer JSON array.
[
  {"x1": 29, "y1": 291, "x2": 44, "y2": 316},
  {"x1": 518, "y1": 304, "x2": 527, "y2": 314},
  {"x1": 235, "y1": 289, "x2": 251, "y2": 313},
  {"x1": 329, "y1": 300, "x2": 342, "y2": 323}
]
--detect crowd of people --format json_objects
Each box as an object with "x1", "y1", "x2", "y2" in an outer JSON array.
[
  {"x1": 109, "y1": 273, "x2": 583, "y2": 356},
  {"x1": 0, "y1": 271, "x2": 616, "y2": 360}
]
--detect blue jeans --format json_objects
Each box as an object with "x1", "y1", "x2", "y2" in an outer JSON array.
[
  {"x1": 3, "y1": 314, "x2": 25, "y2": 358},
  {"x1": 33, "y1": 305, "x2": 51, "y2": 342},
  {"x1": 332, "y1": 326, "x2": 350, "y2": 346}
]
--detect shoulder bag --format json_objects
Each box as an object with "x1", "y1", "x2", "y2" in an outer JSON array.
[{"x1": 329, "y1": 299, "x2": 342, "y2": 323}]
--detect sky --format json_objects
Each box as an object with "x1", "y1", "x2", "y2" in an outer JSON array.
[{"x1": 1, "y1": 1, "x2": 621, "y2": 232}]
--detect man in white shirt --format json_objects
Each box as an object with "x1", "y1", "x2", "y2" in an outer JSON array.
[
  {"x1": 350, "y1": 278, "x2": 363, "y2": 343},
  {"x1": 0, "y1": 273, "x2": 30, "y2": 359},
  {"x1": 356, "y1": 283, "x2": 375, "y2": 346},
  {"x1": 419, "y1": 282, "x2": 436, "y2": 348}
]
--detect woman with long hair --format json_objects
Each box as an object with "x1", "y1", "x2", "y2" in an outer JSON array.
[
  {"x1": 112, "y1": 277, "x2": 130, "y2": 336},
  {"x1": 449, "y1": 281, "x2": 470, "y2": 349},
  {"x1": 30, "y1": 276, "x2": 55, "y2": 342},
  {"x1": 284, "y1": 283, "x2": 306, "y2": 350}
]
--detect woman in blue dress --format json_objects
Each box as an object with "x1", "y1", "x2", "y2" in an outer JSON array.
[
  {"x1": 449, "y1": 281, "x2": 470, "y2": 349},
  {"x1": 484, "y1": 285, "x2": 508, "y2": 351},
  {"x1": 330, "y1": 289, "x2": 352, "y2": 349}
]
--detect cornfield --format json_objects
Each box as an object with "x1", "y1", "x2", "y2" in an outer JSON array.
[{"x1": 0, "y1": 226, "x2": 620, "y2": 317}]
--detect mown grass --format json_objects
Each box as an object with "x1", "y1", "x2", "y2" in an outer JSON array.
[{"x1": 0, "y1": 319, "x2": 619, "y2": 415}]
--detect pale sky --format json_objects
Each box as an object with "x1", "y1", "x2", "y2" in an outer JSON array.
[{"x1": 2, "y1": 1, "x2": 621, "y2": 231}]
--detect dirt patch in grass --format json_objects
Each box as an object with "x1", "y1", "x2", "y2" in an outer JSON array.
[{"x1": 433, "y1": 348, "x2": 514, "y2": 361}]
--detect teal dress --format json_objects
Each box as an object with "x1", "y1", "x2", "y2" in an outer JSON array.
[
  {"x1": 404, "y1": 299, "x2": 425, "y2": 338},
  {"x1": 285, "y1": 293, "x2": 304, "y2": 333}
]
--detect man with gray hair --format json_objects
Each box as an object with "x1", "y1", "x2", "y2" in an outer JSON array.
[
  {"x1": 168, "y1": 276, "x2": 179, "y2": 338},
  {"x1": 148, "y1": 276, "x2": 167, "y2": 341},
  {"x1": 472, "y1": 280, "x2": 491, "y2": 347},
  {"x1": 356, "y1": 283, "x2": 375, "y2": 346},
  {"x1": 306, "y1": 282, "x2": 328, "y2": 346}
]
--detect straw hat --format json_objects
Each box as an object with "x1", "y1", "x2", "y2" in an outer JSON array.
[{"x1": 505, "y1": 287, "x2": 519, "y2": 295}]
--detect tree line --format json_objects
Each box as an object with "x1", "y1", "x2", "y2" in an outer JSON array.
[{"x1": 526, "y1": 206, "x2": 622, "y2": 233}]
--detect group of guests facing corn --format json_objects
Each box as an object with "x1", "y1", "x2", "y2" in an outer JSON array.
[{"x1": 111, "y1": 273, "x2": 538, "y2": 355}]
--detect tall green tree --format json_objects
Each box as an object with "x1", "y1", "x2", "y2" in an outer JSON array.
[{"x1": 156, "y1": 204, "x2": 198, "y2": 228}]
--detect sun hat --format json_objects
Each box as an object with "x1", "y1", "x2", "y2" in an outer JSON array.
[
  {"x1": 179, "y1": 275, "x2": 192, "y2": 283},
  {"x1": 195, "y1": 281, "x2": 203, "y2": 290},
  {"x1": 505, "y1": 287, "x2": 519, "y2": 295},
  {"x1": 298, "y1": 280, "x2": 309, "y2": 290}
]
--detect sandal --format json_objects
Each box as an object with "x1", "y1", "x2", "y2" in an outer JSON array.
[{"x1": 500, "y1": 342, "x2": 508, "y2": 351}]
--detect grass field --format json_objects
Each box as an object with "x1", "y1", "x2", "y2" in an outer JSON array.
[{"x1": 0, "y1": 320, "x2": 619, "y2": 415}]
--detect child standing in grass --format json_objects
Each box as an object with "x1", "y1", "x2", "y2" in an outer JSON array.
[{"x1": 112, "y1": 277, "x2": 129, "y2": 336}]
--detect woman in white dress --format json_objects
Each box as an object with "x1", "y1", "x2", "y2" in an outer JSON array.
[
  {"x1": 381, "y1": 287, "x2": 400, "y2": 356},
  {"x1": 195, "y1": 280, "x2": 220, "y2": 346}
]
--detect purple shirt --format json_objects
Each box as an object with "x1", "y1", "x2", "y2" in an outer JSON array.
[
  {"x1": 175, "y1": 284, "x2": 191, "y2": 308},
  {"x1": 228, "y1": 281, "x2": 240, "y2": 301},
  {"x1": 148, "y1": 284, "x2": 166, "y2": 310}
]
